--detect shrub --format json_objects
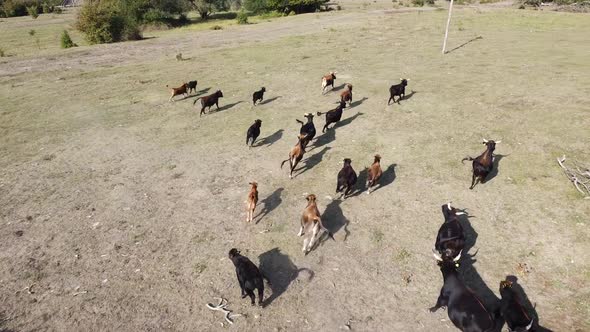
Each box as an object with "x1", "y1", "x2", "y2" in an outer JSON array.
[
  {"x1": 244, "y1": 0, "x2": 328, "y2": 14},
  {"x1": 192, "y1": 0, "x2": 230, "y2": 19},
  {"x1": 27, "y1": 5, "x2": 39, "y2": 18},
  {"x1": 244, "y1": 0, "x2": 267, "y2": 13},
  {"x1": 0, "y1": 47, "x2": 5, "y2": 57},
  {"x1": 76, "y1": 2, "x2": 134, "y2": 44},
  {"x1": 61, "y1": 30, "x2": 77, "y2": 48},
  {"x1": 412, "y1": 0, "x2": 425, "y2": 6},
  {"x1": 210, "y1": 24, "x2": 223, "y2": 30},
  {"x1": 143, "y1": 8, "x2": 170, "y2": 24},
  {"x1": 54, "y1": 6, "x2": 62, "y2": 14},
  {"x1": 236, "y1": 10, "x2": 248, "y2": 24}
]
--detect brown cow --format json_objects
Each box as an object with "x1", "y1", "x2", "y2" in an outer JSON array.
[
  {"x1": 246, "y1": 182, "x2": 258, "y2": 223},
  {"x1": 167, "y1": 83, "x2": 189, "y2": 101},
  {"x1": 280, "y1": 134, "x2": 307, "y2": 179},
  {"x1": 298, "y1": 194, "x2": 334, "y2": 254},
  {"x1": 366, "y1": 154, "x2": 383, "y2": 194}
]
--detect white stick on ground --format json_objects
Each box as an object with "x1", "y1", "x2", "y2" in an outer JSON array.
[{"x1": 442, "y1": 0, "x2": 455, "y2": 54}]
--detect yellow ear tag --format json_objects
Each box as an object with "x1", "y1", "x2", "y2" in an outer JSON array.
[{"x1": 455, "y1": 263, "x2": 460, "y2": 268}]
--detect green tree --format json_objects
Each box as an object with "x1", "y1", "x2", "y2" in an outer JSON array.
[{"x1": 188, "y1": 0, "x2": 229, "y2": 19}]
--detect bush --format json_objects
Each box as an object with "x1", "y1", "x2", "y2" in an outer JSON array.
[
  {"x1": 76, "y1": 2, "x2": 137, "y2": 44},
  {"x1": 236, "y1": 10, "x2": 248, "y2": 24},
  {"x1": 27, "y1": 4, "x2": 39, "y2": 18},
  {"x1": 210, "y1": 24, "x2": 223, "y2": 30},
  {"x1": 0, "y1": 47, "x2": 5, "y2": 57},
  {"x1": 142, "y1": 8, "x2": 170, "y2": 24},
  {"x1": 61, "y1": 30, "x2": 77, "y2": 48},
  {"x1": 244, "y1": 0, "x2": 328, "y2": 14},
  {"x1": 412, "y1": 0, "x2": 424, "y2": 6}
]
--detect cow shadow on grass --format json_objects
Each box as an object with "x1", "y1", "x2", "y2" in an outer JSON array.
[
  {"x1": 259, "y1": 248, "x2": 314, "y2": 308},
  {"x1": 193, "y1": 87, "x2": 211, "y2": 96},
  {"x1": 259, "y1": 96, "x2": 281, "y2": 105},
  {"x1": 458, "y1": 213, "x2": 504, "y2": 331},
  {"x1": 401, "y1": 90, "x2": 417, "y2": 101},
  {"x1": 214, "y1": 101, "x2": 244, "y2": 113},
  {"x1": 486, "y1": 154, "x2": 508, "y2": 184},
  {"x1": 295, "y1": 147, "x2": 331, "y2": 177},
  {"x1": 502, "y1": 276, "x2": 554, "y2": 332},
  {"x1": 254, "y1": 129, "x2": 283, "y2": 147},
  {"x1": 334, "y1": 112, "x2": 363, "y2": 130},
  {"x1": 350, "y1": 97, "x2": 368, "y2": 108},
  {"x1": 254, "y1": 187, "x2": 284, "y2": 223},
  {"x1": 321, "y1": 199, "x2": 351, "y2": 242},
  {"x1": 330, "y1": 83, "x2": 347, "y2": 92},
  {"x1": 311, "y1": 127, "x2": 336, "y2": 150},
  {"x1": 348, "y1": 168, "x2": 369, "y2": 197}
]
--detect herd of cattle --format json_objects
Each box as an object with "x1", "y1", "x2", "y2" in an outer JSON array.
[{"x1": 166, "y1": 72, "x2": 541, "y2": 332}]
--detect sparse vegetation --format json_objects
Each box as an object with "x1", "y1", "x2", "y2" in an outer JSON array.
[
  {"x1": 236, "y1": 9, "x2": 248, "y2": 24},
  {"x1": 244, "y1": 0, "x2": 328, "y2": 14},
  {"x1": 0, "y1": 47, "x2": 5, "y2": 57},
  {"x1": 210, "y1": 24, "x2": 223, "y2": 29},
  {"x1": 60, "y1": 30, "x2": 77, "y2": 48},
  {"x1": 26, "y1": 4, "x2": 38, "y2": 18}
]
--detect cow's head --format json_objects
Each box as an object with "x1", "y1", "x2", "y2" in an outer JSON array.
[
  {"x1": 433, "y1": 249, "x2": 462, "y2": 269},
  {"x1": 400, "y1": 78, "x2": 408, "y2": 86},
  {"x1": 343, "y1": 158, "x2": 352, "y2": 166},
  {"x1": 305, "y1": 194, "x2": 317, "y2": 204},
  {"x1": 228, "y1": 248, "x2": 241, "y2": 259},
  {"x1": 216, "y1": 90, "x2": 224, "y2": 98},
  {"x1": 482, "y1": 138, "x2": 501, "y2": 152},
  {"x1": 254, "y1": 119, "x2": 262, "y2": 127},
  {"x1": 441, "y1": 202, "x2": 466, "y2": 221},
  {"x1": 261, "y1": 87, "x2": 266, "y2": 92}
]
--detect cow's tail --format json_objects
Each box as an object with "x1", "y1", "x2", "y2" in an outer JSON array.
[
  {"x1": 296, "y1": 119, "x2": 304, "y2": 125},
  {"x1": 461, "y1": 156, "x2": 474, "y2": 164},
  {"x1": 316, "y1": 112, "x2": 324, "y2": 116},
  {"x1": 280, "y1": 158, "x2": 289, "y2": 169},
  {"x1": 193, "y1": 97, "x2": 201, "y2": 106}
]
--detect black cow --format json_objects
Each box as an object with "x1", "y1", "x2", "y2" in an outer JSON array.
[
  {"x1": 252, "y1": 87, "x2": 266, "y2": 105},
  {"x1": 194, "y1": 90, "x2": 224, "y2": 116},
  {"x1": 499, "y1": 280, "x2": 535, "y2": 332},
  {"x1": 336, "y1": 158, "x2": 358, "y2": 198},
  {"x1": 296, "y1": 113, "x2": 316, "y2": 147},
  {"x1": 388, "y1": 78, "x2": 408, "y2": 105},
  {"x1": 228, "y1": 248, "x2": 264, "y2": 306},
  {"x1": 317, "y1": 101, "x2": 346, "y2": 133},
  {"x1": 246, "y1": 119, "x2": 262, "y2": 147},
  {"x1": 434, "y1": 203, "x2": 466, "y2": 260},
  {"x1": 462, "y1": 139, "x2": 501, "y2": 189},
  {"x1": 187, "y1": 80, "x2": 198, "y2": 94},
  {"x1": 430, "y1": 251, "x2": 495, "y2": 332}
]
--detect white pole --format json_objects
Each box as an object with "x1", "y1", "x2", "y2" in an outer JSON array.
[{"x1": 442, "y1": 0, "x2": 454, "y2": 54}]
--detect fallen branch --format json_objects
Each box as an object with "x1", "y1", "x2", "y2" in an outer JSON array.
[
  {"x1": 557, "y1": 155, "x2": 590, "y2": 198},
  {"x1": 206, "y1": 297, "x2": 242, "y2": 325}
]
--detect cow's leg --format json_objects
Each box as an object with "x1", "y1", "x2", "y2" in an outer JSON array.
[
  {"x1": 257, "y1": 285, "x2": 264, "y2": 306},
  {"x1": 388, "y1": 96, "x2": 393, "y2": 105},
  {"x1": 245, "y1": 288, "x2": 255, "y2": 305},
  {"x1": 302, "y1": 238, "x2": 309, "y2": 252},
  {"x1": 216, "y1": 101, "x2": 220, "y2": 110},
  {"x1": 429, "y1": 290, "x2": 448, "y2": 312},
  {"x1": 308, "y1": 223, "x2": 320, "y2": 251},
  {"x1": 469, "y1": 173, "x2": 477, "y2": 190}
]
